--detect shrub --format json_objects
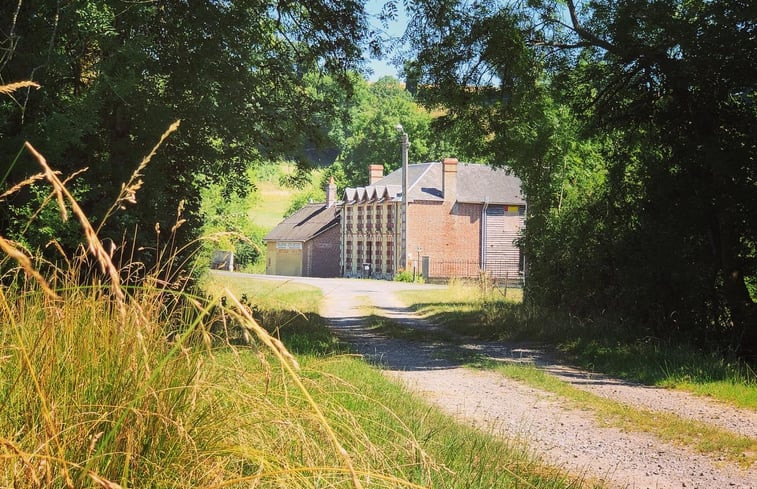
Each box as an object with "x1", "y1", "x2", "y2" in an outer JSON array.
[{"x1": 394, "y1": 268, "x2": 424, "y2": 283}]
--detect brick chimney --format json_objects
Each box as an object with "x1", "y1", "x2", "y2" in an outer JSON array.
[
  {"x1": 325, "y1": 176, "x2": 337, "y2": 207},
  {"x1": 442, "y1": 158, "x2": 458, "y2": 202},
  {"x1": 368, "y1": 164, "x2": 384, "y2": 185}
]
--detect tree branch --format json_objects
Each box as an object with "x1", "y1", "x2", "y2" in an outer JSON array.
[
  {"x1": 565, "y1": 0, "x2": 621, "y2": 56},
  {"x1": 0, "y1": 0, "x2": 24, "y2": 75}
]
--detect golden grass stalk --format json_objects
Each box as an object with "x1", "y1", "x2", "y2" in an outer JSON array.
[
  {"x1": 97, "y1": 120, "x2": 181, "y2": 232},
  {"x1": 0, "y1": 172, "x2": 45, "y2": 202},
  {"x1": 224, "y1": 290, "x2": 364, "y2": 489},
  {"x1": 208, "y1": 466, "x2": 432, "y2": 488},
  {"x1": 89, "y1": 471, "x2": 124, "y2": 489},
  {"x1": 24, "y1": 142, "x2": 125, "y2": 309},
  {"x1": 20, "y1": 167, "x2": 89, "y2": 235},
  {"x1": 0, "y1": 81, "x2": 40, "y2": 95},
  {"x1": 0, "y1": 286, "x2": 73, "y2": 488},
  {"x1": 28, "y1": 145, "x2": 68, "y2": 222},
  {"x1": 0, "y1": 236, "x2": 59, "y2": 300}
]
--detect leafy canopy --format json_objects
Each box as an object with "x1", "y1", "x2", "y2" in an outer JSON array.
[
  {"x1": 400, "y1": 0, "x2": 756, "y2": 352},
  {"x1": 0, "y1": 0, "x2": 368, "y2": 269}
]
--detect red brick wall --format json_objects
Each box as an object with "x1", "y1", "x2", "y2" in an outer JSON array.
[
  {"x1": 407, "y1": 201, "x2": 482, "y2": 270},
  {"x1": 305, "y1": 225, "x2": 341, "y2": 277}
]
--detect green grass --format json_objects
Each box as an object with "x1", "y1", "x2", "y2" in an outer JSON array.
[
  {"x1": 239, "y1": 164, "x2": 325, "y2": 271},
  {"x1": 401, "y1": 283, "x2": 526, "y2": 340},
  {"x1": 399, "y1": 284, "x2": 757, "y2": 410},
  {"x1": 198, "y1": 276, "x2": 601, "y2": 487},
  {"x1": 202, "y1": 273, "x2": 322, "y2": 314},
  {"x1": 467, "y1": 359, "x2": 757, "y2": 468},
  {"x1": 557, "y1": 338, "x2": 757, "y2": 410},
  {"x1": 250, "y1": 179, "x2": 299, "y2": 229},
  {"x1": 250, "y1": 165, "x2": 326, "y2": 231},
  {"x1": 226, "y1": 319, "x2": 603, "y2": 489},
  {"x1": 0, "y1": 273, "x2": 238, "y2": 487},
  {"x1": 201, "y1": 272, "x2": 348, "y2": 356}
]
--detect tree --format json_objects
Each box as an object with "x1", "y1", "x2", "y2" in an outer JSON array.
[
  {"x1": 401, "y1": 0, "x2": 756, "y2": 352},
  {"x1": 0, "y1": 0, "x2": 368, "y2": 271},
  {"x1": 332, "y1": 76, "x2": 461, "y2": 186}
]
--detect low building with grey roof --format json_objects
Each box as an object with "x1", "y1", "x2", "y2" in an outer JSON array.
[{"x1": 263, "y1": 178, "x2": 341, "y2": 277}]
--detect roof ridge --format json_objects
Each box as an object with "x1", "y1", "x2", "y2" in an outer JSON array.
[{"x1": 407, "y1": 161, "x2": 437, "y2": 194}]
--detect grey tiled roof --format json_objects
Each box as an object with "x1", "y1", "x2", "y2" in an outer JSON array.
[
  {"x1": 263, "y1": 203, "x2": 340, "y2": 242},
  {"x1": 455, "y1": 163, "x2": 524, "y2": 204},
  {"x1": 344, "y1": 162, "x2": 524, "y2": 205}
]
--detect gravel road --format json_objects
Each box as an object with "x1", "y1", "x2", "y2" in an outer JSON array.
[{"x1": 231, "y1": 273, "x2": 757, "y2": 489}]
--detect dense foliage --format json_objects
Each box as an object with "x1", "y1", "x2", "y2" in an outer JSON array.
[
  {"x1": 0, "y1": 0, "x2": 367, "y2": 268},
  {"x1": 400, "y1": 0, "x2": 755, "y2": 354},
  {"x1": 331, "y1": 76, "x2": 457, "y2": 186}
]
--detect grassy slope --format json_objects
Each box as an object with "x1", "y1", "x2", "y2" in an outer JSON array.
[
  {"x1": 251, "y1": 180, "x2": 298, "y2": 230},
  {"x1": 250, "y1": 166, "x2": 326, "y2": 232},
  {"x1": 246, "y1": 166, "x2": 325, "y2": 273}
]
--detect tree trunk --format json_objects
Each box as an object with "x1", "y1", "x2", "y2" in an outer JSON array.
[{"x1": 709, "y1": 211, "x2": 756, "y2": 355}]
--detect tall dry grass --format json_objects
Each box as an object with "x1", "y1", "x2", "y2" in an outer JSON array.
[{"x1": 0, "y1": 88, "x2": 381, "y2": 487}]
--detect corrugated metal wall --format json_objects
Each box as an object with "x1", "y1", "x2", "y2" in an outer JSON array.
[{"x1": 483, "y1": 205, "x2": 524, "y2": 277}]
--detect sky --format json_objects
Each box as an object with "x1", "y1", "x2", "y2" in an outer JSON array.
[{"x1": 364, "y1": 0, "x2": 408, "y2": 81}]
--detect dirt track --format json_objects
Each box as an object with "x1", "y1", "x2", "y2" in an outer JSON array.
[{"x1": 227, "y1": 272, "x2": 757, "y2": 489}]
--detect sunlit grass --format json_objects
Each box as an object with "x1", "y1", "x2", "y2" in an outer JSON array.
[
  {"x1": 560, "y1": 338, "x2": 757, "y2": 410},
  {"x1": 401, "y1": 281, "x2": 525, "y2": 340},
  {"x1": 203, "y1": 272, "x2": 322, "y2": 313},
  {"x1": 251, "y1": 179, "x2": 299, "y2": 229},
  {"x1": 470, "y1": 360, "x2": 757, "y2": 468},
  {"x1": 249, "y1": 165, "x2": 326, "y2": 231},
  {"x1": 198, "y1": 275, "x2": 601, "y2": 488},
  {"x1": 399, "y1": 284, "x2": 757, "y2": 410},
  {"x1": 674, "y1": 380, "x2": 757, "y2": 409},
  {"x1": 0, "y1": 260, "x2": 596, "y2": 488},
  {"x1": 221, "y1": 321, "x2": 603, "y2": 489},
  {"x1": 305, "y1": 355, "x2": 601, "y2": 489}
]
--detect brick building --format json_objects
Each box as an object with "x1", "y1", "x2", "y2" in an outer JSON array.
[
  {"x1": 341, "y1": 159, "x2": 525, "y2": 281},
  {"x1": 263, "y1": 178, "x2": 341, "y2": 277}
]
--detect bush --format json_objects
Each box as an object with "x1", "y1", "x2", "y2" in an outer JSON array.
[{"x1": 394, "y1": 268, "x2": 424, "y2": 283}]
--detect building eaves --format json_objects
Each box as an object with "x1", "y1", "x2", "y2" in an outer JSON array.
[
  {"x1": 345, "y1": 162, "x2": 524, "y2": 206},
  {"x1": 263, "y1": 203, "x2": 340, "y2": 242}
]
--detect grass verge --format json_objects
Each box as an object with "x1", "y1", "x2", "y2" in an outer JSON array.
[
  {"x1": 201, "y1": 276, "x2": 600, "y2": 488},
  {"x1": 225, "y1": 318, "x2": 602, "y2": 489},
  {"x1": 468, "y1": 359, "x2": 757, "y2": 468},
  {"x1": 400, "y1": 285, "x2": 757, "y2": 410}
]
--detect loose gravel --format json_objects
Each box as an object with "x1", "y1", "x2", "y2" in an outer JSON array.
[{"x1": 237, "y1": 274, "x2": 757, "y2": 489}]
